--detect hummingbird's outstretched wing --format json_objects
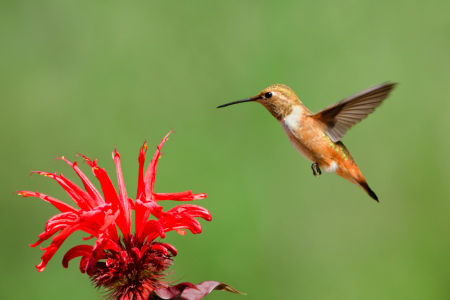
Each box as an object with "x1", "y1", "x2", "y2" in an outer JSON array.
[{"x1": 311, "y1": 83, "x2": 397, "y2": 142}]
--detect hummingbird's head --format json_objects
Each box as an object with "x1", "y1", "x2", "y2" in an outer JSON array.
[{"x1": 217, "y1": 84, "x2": 302, "y2": 120}]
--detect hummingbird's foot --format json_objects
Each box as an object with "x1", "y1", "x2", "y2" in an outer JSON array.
[{"x1": 311, "y1": 163, "x2": 322, "y2": 177}]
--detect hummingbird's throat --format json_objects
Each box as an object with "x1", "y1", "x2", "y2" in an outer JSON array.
[{"x1": 259, "y1": 101, "x2": 294, "y2": 121}]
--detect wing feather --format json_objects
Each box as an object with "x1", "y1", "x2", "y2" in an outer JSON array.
[{"x1": 311, "y1": 83, "x2": 397, "y2": 142}]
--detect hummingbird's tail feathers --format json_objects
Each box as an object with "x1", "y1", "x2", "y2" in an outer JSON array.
[
  {"x1": 360, "y1": 181, "x2": 379, "y2": 202},
  {"x1": 365, "y1": 186, "x2": 379, "y2": 202},
  {"x1": 336, "y1": 163, "x2": 378, "y2": 201}
]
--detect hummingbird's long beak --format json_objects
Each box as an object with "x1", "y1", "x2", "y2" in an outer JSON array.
[{"x1": 217, "y1": 97, "x2": 255, "y2": 108}]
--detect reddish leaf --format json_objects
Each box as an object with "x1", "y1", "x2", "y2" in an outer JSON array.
[{"x1": 152, "y1": 281, "x2": 244, "y2": 300}]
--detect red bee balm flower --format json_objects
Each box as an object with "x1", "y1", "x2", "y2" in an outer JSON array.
[{"x1": 17, "y1": 132, "x2": 243, "y2": 300}]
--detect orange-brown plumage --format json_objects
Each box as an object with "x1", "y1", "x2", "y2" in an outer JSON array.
[{"x1": 217, "y1": 83, "x2": 397, "y2": 201}]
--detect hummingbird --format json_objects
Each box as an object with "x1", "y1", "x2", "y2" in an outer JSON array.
[{"x1": 217, "y1": 83, "x2": 397, "y2": 202}]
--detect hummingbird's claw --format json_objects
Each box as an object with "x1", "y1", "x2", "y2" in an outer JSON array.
[{"x1": 311, "y1": 163, "x2": 322, "y2": 177}]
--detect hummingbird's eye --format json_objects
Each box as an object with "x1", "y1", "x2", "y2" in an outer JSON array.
[{"x1": 265, "y1": 92, "x2": 273, "y2": 99}]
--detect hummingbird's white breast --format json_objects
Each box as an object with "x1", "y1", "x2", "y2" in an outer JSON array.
[
  {"x1": 280, "y1": 105, "x2": 339, "y2": 173},
  {"x1": 280, "y1": 106, "x2": 317, "y2": 163}
]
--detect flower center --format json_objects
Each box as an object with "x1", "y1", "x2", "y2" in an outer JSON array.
[{"x1": 91, "y1": 235, "x2": 173, "y2": 300}]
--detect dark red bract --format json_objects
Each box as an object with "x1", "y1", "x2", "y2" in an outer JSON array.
[{"x1": 17, "y1": 132, "x2": 212, "y2": 300}]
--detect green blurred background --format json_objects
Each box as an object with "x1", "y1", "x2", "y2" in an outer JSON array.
[{"x1": 1, "y1": 0, "x2": 450, "y2": 299}]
